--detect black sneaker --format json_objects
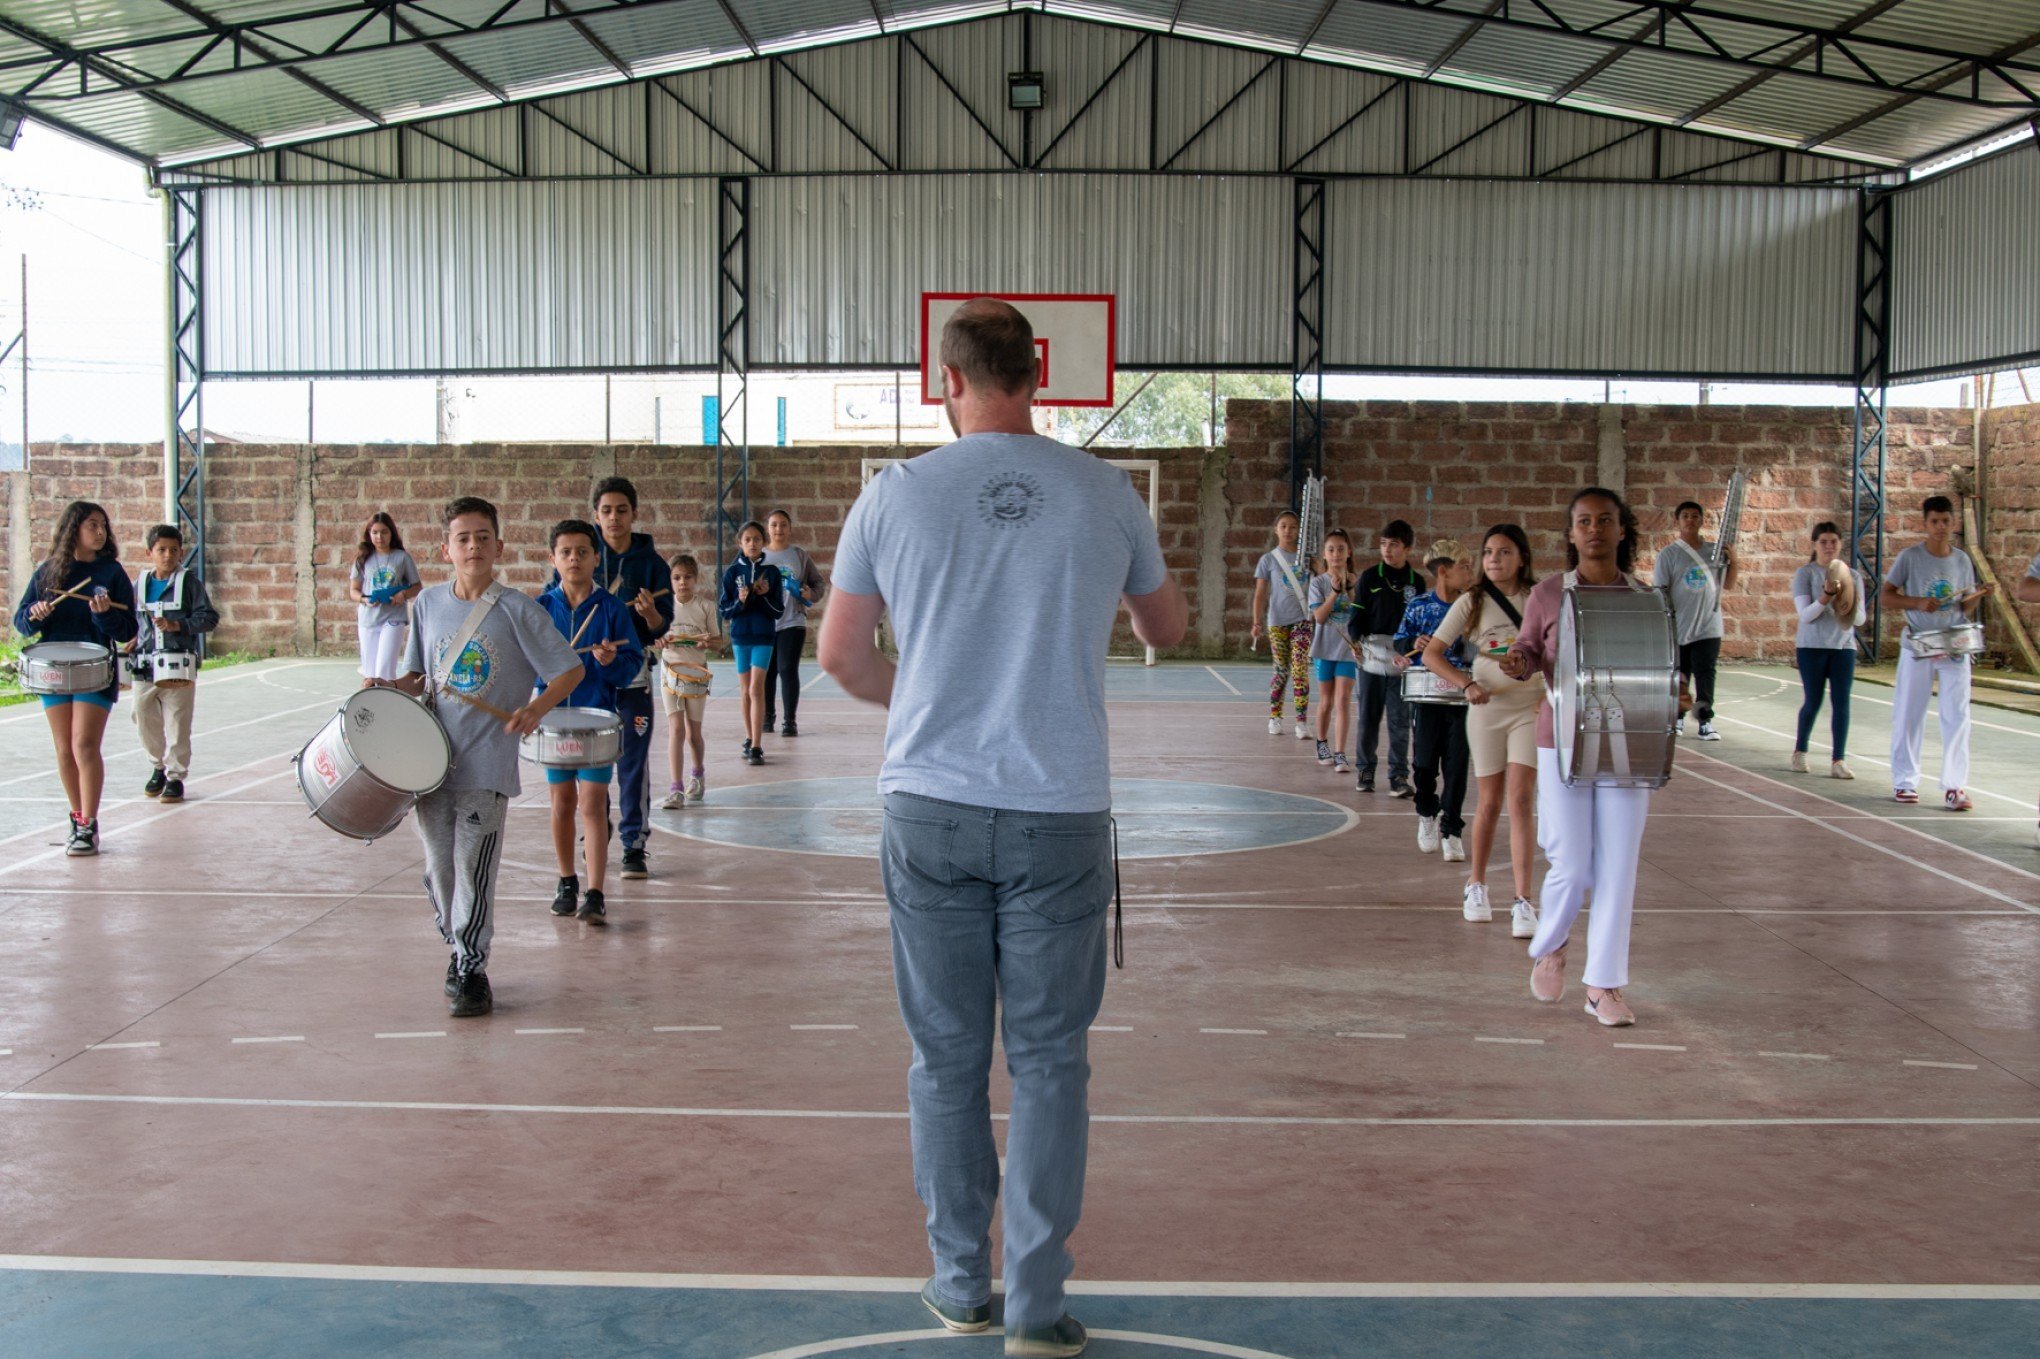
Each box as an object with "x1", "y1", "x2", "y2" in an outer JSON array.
[
  {"x1": 159, "y1": 779, "x2": 184, "y2": 804},
  {"x1": 620, "y1": 848, "x2": 648, "y2": 880},
  {"x1": 747, "y1": 748, "x2": 764, "y2": 767},
  {"x1": 143, "y1": 769, "x2": 167, "y2": 798},
  {"x1": 65, "y1": 817, "x2": 98, "y2": 857},
  {"x1": 576, "y1": 889, "x2": 607, "y2": 925},
  {"x1": 449, "y1": 969, "x2": 492, "y2": 1018},
  {"x1": 781, "y1": 722, "x2": 798, "y2": 738},
  {"x1": 1005, "y1": 1314, "x2": 1087, "y2": 1358},
  {"x1": 444, "y1": 958, "x2": 460, "y2": 998},
  {"x1": 919, "y1": 1278, "x2": 990, "y2": 1334},
  {"x1": 741, "y1": 738, "x2": 754, "y2": 757},
  {"x1": 1356, "y1": 776, "x2": 1374, "y2": 794},
  {"x1": 1390, "y1": 778, "x2": 1415, "y2": 800},
  {"x1": 551, "y1": 876, "x2": 579, "y2": 916}
]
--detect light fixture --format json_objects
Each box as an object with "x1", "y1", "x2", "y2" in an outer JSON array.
[
  {"x1": 1007, "y1": 72, "x2": 1044, "y2": 110},
  {"x1": 0, "y1": 105, "x2": 23, "y2": 151}
]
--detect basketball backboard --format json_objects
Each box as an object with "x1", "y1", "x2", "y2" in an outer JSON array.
[{"x1": 919, "y1": 292, "x2": 1115, "y2": 408}]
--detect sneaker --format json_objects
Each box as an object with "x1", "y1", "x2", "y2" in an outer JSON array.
[
  {"x1": 576, "y1": 889, "x2": 607, "y2": 925},
  {"x1": 449, "y1": 969, "x2": 492, "y2": 1018},
  {"x1": 1332, "y1": 753, "x2": 1350, "y2": 776},
  {"x1": 1674, "y1": 718, "x2": 1685, "y2": 737},
  {"x1": 143, "y1": 769, "x2": 167, "y2": 798},
  {"x1": 1315, "y1": 739, "x2": 1332, "y2": 765},
  {"x1": 551, "y1": 876, "x2": 579, "y2": 916},
  {"x1": 1462, "y1": 881, "x2": 1492, "y2": 922},
  {"x1": 1894, "y1": 788, "x2": 1919, "y2": 804},
  {"x1": 747, "y1": 748, "x2": 764, "y2": 767},
  {"x1": 159, "y1": 779, "x2": 184, "y2": 804},
  {"x1": 659, "y1": 786, "x2": 683, "y2": 810},
  {"x1": 1698, "y1": 722, "x2": 1721, "y2": 741},
  {"x1": 621, "y1": 848, "x2": 649, "y2": 879},
  {"x1": 1789, "y1": 750, "x2": 1807, "y2": 773},
  {"x1": 1416, "y1": 815, "x2": 1440, "y2": 853},
  {"x1": 741, "y1": 739, "x2": 754, "y2": 757},
  {"x1": 1584, "y1": 987, "x2": 1636, "y2": 1027},
  {"x1": 1441, "y1": 835, "x2": 1466, "y2": 863},
  {"x1": 65, "y1": 817, "x2": 97, "y2": 858},
  {"x1": 1531, "y1": 946, "x2": 1567, "y2": 1003},
  {"x1": 1006, "y1": 1315, "x2": 1087, "y2": 1359},
  {"x1": 1294, "y1": 721, "x2": 1309, "y2": 740},
  {"x1": 781, "y1": 722, "x2": 798, "y2": 738},
  {"x1": 918, "y1": 1279, "x2": 990, "y2": 1334},
  {"x1": 1356, "y1": 775, "x2": 1374, "y2": 794},
  {"x1": 686, "y1": 774, "x2": 705, "y2": 801},
  {"x1": 1390, "y1": 778, "x2": 1414, "y2": 800},
  {"x1": 1510, "y1": 898, "x2": 1538, "y2": 939},
  {"x1": 1831, "y1": 760, "x2": 1854, "y2": 780},
  {"x1": 443, "y1": 958, "x2": 460, "y2": 999},
  {"x1": 1945, "y1": 789, "x2": 1973, "y2": 813},
  {"x1": 1268, "y1": 717, "x2": 1282, "y2": 736}
]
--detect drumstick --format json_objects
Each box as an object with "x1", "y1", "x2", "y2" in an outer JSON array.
[
  {"x1": 575, "y1": 640, "x2": 626, "y2": 654},
  {"x1": 565, "y1": 606, "x2": 599, "y2": 650},
  {"x1": 43, "y1": 583, "x2": 129, "y2": 612},
  {"x1": 442, "y1": 689, "x2": 519, "y2": 724}
]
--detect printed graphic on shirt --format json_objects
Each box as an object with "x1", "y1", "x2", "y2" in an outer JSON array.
[
  {"x1": 978, "y1": 472, "x2": 1043, "y2": 528},
  {"x1": 369, "y1": 564, "x2": 395, "y2": 593},
  {"x1": 437, "y1": 635, "x2": 497, "y2": 696},
  {"x1": 1922, "y1": 574, "x2": 1958, "y2": 607},
  {"x1": 1683, "y1": 562, "x2": 1710, "y2": 590}
]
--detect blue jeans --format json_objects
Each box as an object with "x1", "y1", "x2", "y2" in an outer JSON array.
[
  {"x1": 1794, "y1": 646, "x2": 1855, "y2": 759},
  {"x1": 881, "y1": 791, "x2": 1111, "y2": 1331}
]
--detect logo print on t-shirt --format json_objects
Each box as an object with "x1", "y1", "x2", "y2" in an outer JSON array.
[
  {"x1": 1683, "y1": 564, "x2": 1709, "y2": 589},
  {"x1": 1924, "y1": 577, "x2": 1956, "y2": 606},
  {"x1": 978, "y1": 473, "x2": 1043, "y2": 528},
  {"x1": 439, "y1": 635, "x2": 496, "y2": 696},
  {"x1": 370, "y1": 565, "x2": 394, "y2": 592}
]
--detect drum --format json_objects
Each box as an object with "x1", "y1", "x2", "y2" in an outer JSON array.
[
  {"x1": 1906, "y1": 623, "x2": 1984, "y2": 659},
  {"x1": 148, "y1": 652, "x2": 199, "y2": 689},
  {"x1": 19, "y1": 641, "x2": 115, "y2": 695},
  {"x1": 1553, "y1": 585, "x2": 1680, "y2": 789},
  {"x1": 295, "y1": 688, "x2": 452, "y2": 842},
  {"x1": 520, "y1": 707, "x2": 623, "y2": 769},
  {"x1": 1825, "y1": 558, "x2": 1857, "y2": 621},
  {"x1": 1402, "y1": 665, "x2": 1469, "y2": 705}
]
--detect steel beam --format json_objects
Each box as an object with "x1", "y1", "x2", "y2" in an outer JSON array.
[
  {"x1": 1849, "y1": 188, "x2": 1892, "y2": 661},
  {"x1": 165, "y1": 186, "x2": 206, "y2": 582},
  {"x1": 714, "y1": 174, "x2": 750, "y2": 579},
  {"x1": 1290, "y1": 175, "x2": 1325, "y2": 512}
]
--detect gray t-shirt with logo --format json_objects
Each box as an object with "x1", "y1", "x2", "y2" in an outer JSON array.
[
  {"x1": 400, "y1": 583, "x2": 581, "y2": 798},
  {"x1": 1885, "y1": 543, "x2": 1977, "y2": 637},
  {"x1": 352, "y1": 549, "x2": 421, "y2": 629},
  {"x1": 832, "y1": 432, "x2": 1167, "y2": 814},
  {"x1": 1306, "y1": 573, "x2": 1357, "y2": 663},
  {"x1": 1255, "y1": 549, "x2": 1309, "y2": 627},
  {"x1": 764, "y1": 545, "x2": 826, "y2": 631},
  {"x1": 1650, "y1": 538, "x2": 1725, "y2": 645}
]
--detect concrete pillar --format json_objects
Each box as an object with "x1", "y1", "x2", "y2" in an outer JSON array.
[
  {"x1": 1596, "y1": 405, "x2": 1626, "y2": 497},
  {"x1": 7, "y1": 469, "x2": 28, "y2": 603},
  {"x1": 1196, "y1": 445, "x2": 1231, "y2": 651},
  {"x1": 292, "y1": 442, "x2": 317, "y2": 657}
]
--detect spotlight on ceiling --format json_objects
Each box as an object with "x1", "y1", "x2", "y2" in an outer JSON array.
[
  {"x1": 0, "y1": 105, "x2": 22, "y2": 151},
  {"x1": 1007, "y1": 72, "x2": 1044, "y2": 111}
]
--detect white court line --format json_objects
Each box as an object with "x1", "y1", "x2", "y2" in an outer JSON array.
[
  {"x1": 0, "y1": 661, "x2": 317, "y2": 727},
  {"x1": 375, "y1": 1032, "x2": 445, "y2": 1040},
  {"x1": 2, "y1": 1255, "x2": 2037, "y2": 1300},
  {"x1": 513, "y1": 1028, "x2": 584, "y2": 1036},
  {"x1": 0, "y1": 1049, "x2": 11, "y2": 1057},
  {"x1": 0, "y1": 695, "x2": 336, "y2": 789},
  {"x1": 0, "y1": 765, "x2": 302, "y2": 879},
  {"x1": 1614, "y1": 1043, "x2": 1688, "y2": 1052},
  {"x1": 1337, "y1": 1032, "x2": 1406, "y2": 1040},
  {"x1": 1760, "y1": 1051, "x2": 1832, "y2": 1061},
  {"x1": 790, "y1": 1024, "x2": 858, "y2": 1031},
  {"x1": 8, "y1": 1090, "x2": 2036, "y2": 1131},
  {"x1": 1199, "y1": 1028, "x2": 1268, "y2": 1036},
  {"x1": 654, "y1": 1025, "x2": 722, "y2": 1033},
  {"x1": 1903, "y1": 1059, "x2": 1979, "y2": 1071},
  {"x1": 1711, "y1": 709, "x2": 2030, "y2": 810},
  {"x1": 1090, "y1": 1025, "x2": 1134, "y2": 1032},
  {"x1": 85, "y1": 1041, "x2": 157, "y2": 1051},
  {"x1": 1677, "y1": 754, "x2": 2040, "y2": 914},
  {"x1": 230, "y1": 1036, "x2": 305, "y2": 1045},
  {"x1": 1203, "y1": 666, "x2": 1243, "y2": 696},
  {"x1": 1475, "y1": 1037, "x2": 1545, "y2": 1046}
]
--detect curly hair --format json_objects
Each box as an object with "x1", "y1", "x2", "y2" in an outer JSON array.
[
  {"x1": 39, "y1": 500, "x2": 116, "y2": 590},
  {"x1": 1466, "y1": 523, "x2": 1535, "y2": 634},
  {"x1": 1563, "y1": 487, "x2": 1639, "y2": 574},
  {"x1": 354, "y1": 511, "x2": 406, "y2": 574}
]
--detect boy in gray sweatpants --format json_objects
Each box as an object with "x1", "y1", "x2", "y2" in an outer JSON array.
[{"x1": 398, "y1": 496, "x2": 582, "y2": 1018}]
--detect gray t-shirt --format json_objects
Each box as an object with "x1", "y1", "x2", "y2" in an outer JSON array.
[
  {"x1": 832, "y1": 432, "x2": 1167, "y2": 814},
  {"x1": 401, "y1": 583, "x2": 581, "y2": 798},
  {"x1": 1885, "y1": 543, "x2": 1977, "y2": 637},
  {"x1": 1255, "y1": 549, "x2": 1309, "y2": 627},
  {"x1": 352, "y1": 549, "x2": 421, "y2": 629},
  {"x1": 1650, "y1": 539, "x2": 1725, "y2": 645},
  {"x1": 1791, "y1": 562, "x2": 1865, "y2": 651},
  {"x1": 764, "y1": 545, "x2": 826, "y2": 631},
  {"x1": 1306, "y1": 573, "x2": 1357, "y2": 663}
]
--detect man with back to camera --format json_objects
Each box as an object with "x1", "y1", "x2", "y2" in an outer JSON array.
[{"x1": 820, "y1": 299, "x2": 1187, "y2": 1358}]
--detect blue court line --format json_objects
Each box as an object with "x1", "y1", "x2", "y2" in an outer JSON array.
[{"x1": 2, "y1": 1271, "x2": 2035, "y2": 1358}]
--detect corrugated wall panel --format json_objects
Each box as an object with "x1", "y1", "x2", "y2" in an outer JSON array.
[
  {"x1": 1031, "y1": 19, "x2": 1150, "y2": 171},
  {"x1": 1152, "y1": 41, "x2": 1279, "y2": 172},
  {"x1": 1327, "y1": 179, "x2": 1856, "y2": 378},
  {"x1": 1892, "y1": 146, "x2": 2040, "y2": 379},
  {"x1": 900, "y1": 19, "x2": 1025, "y2": 172},
  {"x1": 651, "y1": 63, "x2": 772, "y2": 174},
  {"x1": 751, "y1": 174, "x2": 1286, "y2": 368},
  {"x1": 202, "y1": 181, "x2": 716, "y2": 374}
]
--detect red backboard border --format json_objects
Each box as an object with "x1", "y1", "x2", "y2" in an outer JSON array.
[{"x1": 918, "y1": 291, "x2": 1117, "y2": 408}]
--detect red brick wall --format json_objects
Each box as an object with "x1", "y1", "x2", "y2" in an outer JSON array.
[{"x1": 1981, "y1": 404, "x2": 2040, "y2": 656}]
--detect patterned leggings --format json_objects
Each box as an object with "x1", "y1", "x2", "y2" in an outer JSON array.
[{"x1": 1267, "y1": 621, "x2": 1315, "y2": 719}]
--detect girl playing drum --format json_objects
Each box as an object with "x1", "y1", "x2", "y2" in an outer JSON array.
[
  {"x1": 1307, "y1": 529, "x2": 1360, "y2": 776},
  {"x1": 11, "y1": 500, "x2": 139, "y2": 857},
  {"x1": 1789, "y1": 522, "x2": 1867, "y2": 779}
]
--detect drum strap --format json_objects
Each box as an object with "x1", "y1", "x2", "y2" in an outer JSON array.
[
  {"x1": 1270, "y1": 549, "x2": 1311, "y2": 616},
  {"x1": 1671, "y1": 539, "x2": 1720, "y2": 617},
  {"x1": 1478, "y1": 579, "x2": 1523, "y2": 629},
  {"x1": 418, "y1": 584, "x2": 503, "y2": 706}
]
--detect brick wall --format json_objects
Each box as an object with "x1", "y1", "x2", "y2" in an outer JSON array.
[{"x1": 3, "y1": 402, "x2": 2032, "y2": 667}]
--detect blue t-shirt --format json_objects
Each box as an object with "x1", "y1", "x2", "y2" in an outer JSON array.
[{"x1": 832, "y1": 433, "x2": 1168, "y2": 814}]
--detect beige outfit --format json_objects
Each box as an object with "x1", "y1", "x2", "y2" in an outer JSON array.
[
  {"x1": 1432, "y1": 588, "x2": 1544, "y2": 777},
  {"x1": 132, "y1": 678, "x2": 196, "y2": 778},
  {"x1": 658, "y1": 595, "x2": 718, "y2": 720}
]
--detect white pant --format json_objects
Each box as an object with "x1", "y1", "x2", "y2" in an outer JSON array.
[
  {"x1": 1530, "y1": 747, "x2": 1650, "y2": 990},
  {"x1": 358, "y1": 621, "x2": 409, "y2": 681},
  {"x1": 131, "y1": 679, "x2": 196, "y2": 778},
  {"x1": 1889, "y1": 650, "x2": 1971, "y2": 795}
]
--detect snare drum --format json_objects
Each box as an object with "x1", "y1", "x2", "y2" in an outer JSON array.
[
  {"x1": 147, "y1": 652, "x2": 200, "y2": 689},
  {"x1": 1402, "y1": 666, "x2": 1470, "y2": 705},
  {"x1": 1553, "y1": 584, "x2": 1680, "y2": 789},
  {"x1": 295, "y1": 688, "x2": 452, "y2": 842},
  {"x1": 1905, "y1": 623, "x2": 1984, "y2": 659},
  {"x1": 520, "y1": 707, "x2": 623, "y2": 769},
  {"x1": 19, "y1": 641, "x2": 116, "y2": 695}
]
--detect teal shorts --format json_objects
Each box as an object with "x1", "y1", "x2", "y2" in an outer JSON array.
[
  {"x1": 41, "y1": 692, "x2": 116, "y2": 711},
  {"x1": 1312, "y1": 658, "x2": 1358, "y2": 683},
  {"x1": 545, "y1": 764, "x2": 615, "y2": 786}
]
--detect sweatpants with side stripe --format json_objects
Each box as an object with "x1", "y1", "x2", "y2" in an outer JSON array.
[{"x1": 415, "y1": 787, "x2": 508, "y2": 977}]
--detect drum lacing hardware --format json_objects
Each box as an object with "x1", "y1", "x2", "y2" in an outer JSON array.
[
  {"x1": 1579, "y1": 668, "x2": 1633, "y2": 782},
  {"x1": 1109, "y1": 816, "x2": 1124, "y2": 971}
]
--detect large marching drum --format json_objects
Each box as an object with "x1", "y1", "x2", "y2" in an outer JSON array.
[
  {"x1": 520, "y1": 707, "x2": 624, "y2": 769},
  {"x1": 1552, "y1": 581, "x2": 1681, "y2": 789},
  {"x1": 295, "y1": 688, "x2": 452, "y2": 842},
  {"x1": 19, "y1": 641, "x2": 116, "y2": 695}
]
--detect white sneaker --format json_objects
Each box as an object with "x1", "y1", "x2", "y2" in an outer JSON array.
[
  {"x1": 1315, "y1": 739, "x2": 1332, "y2": 765},
  {"x1": 1416, "y1": 816, "x2": 1440, "y2": 853},
  {"x1": 1294, "y1": 721, "x2": 1310, "y2": 740},
  {"x1": 1462, "y1": 882, "x2": 1492, "y2": 922},
  {"x1": 686, "y1": 775, "x2": 705, "y2": 801},
  {"x1": 1831, "y1": 760, "x2": 1854, "y2": 780},
  {"x1": 1789, "y1": 750, "x2": 1807, "y2": 773},
  {"x1": 1510, "y1": 898, "x2": 1538, "y2": 939},
  {"x1": 1268, "y1": 717, "x2": 1282, "y2": 735},
  {"x1": 1441, "y1": 835, "x2": 1466, "y2": 863},
  {"x1": 1674, "y1": 718, "x2": 1684, "y2": 737},
  {"x1": 658, "y1": 788, "x2": 683, "y2": 810},
  {"x1": 1332, "y1": 752, "x2": 1350, "y2": 775},
  {"x1": 1698, "y1": 722, "x2": 1721, "y2": 741}
]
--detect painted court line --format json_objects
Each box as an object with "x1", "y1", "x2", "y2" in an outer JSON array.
[
  {"x1": 8, "y1": 1090, "x2": 2039, "y2": 1132},
  {"x1": 374, "y1": 1032, "x2": 445, "y2": 1040},
  {"x1": 230, "y1": 1036, "x2": 305, "y2": 1045},
  {"x1": 1203, "y1": 666, "x2": 1243, "y2": 696},
  {"x1": 790, "y1": 1024, "x2": 859, "y2": 1031},
  {"x1": 0, "y1": 1049, "x2": 11, "y2": 1057},
  {"x1": 513, "y1": 1028, "x2": 585, "y2": 1036},
  {"x1": 3, "y1": 1255, "x2": 2037, "y2": 1300},
  {"x1": 1760, "y1": 1051, "x2": 1832, "y2": 1061},
  {"x1": 1903, "y1": 1059, "x2": 1980, "y2": 1071},
  {"x1": 1613, "y1": 1043, "x2": 1688, "y2": 1052},
  {"x1": 86, "y1": 1041, "x2": 158, "y2": 1051},
  {"x1": 1090, "y1": 1025, "x2": 1134, "y2": 1032},
  {"x1": 1337, "y1": 1032, "x2": 1406, "y2": 1040},
  {"x1": 1199, "y1": 1028, "x2": 1268, "y2": 1036},
  {"x1": 1475, "y1": 1036, "x2": 1545, "y2": 1046},
  {"x1": 654, "y1": 1025, "x2": 722, "y2": 1033},
  {"x1": 1713, "y1": 710, "x2": 2030, "y2": 810}
]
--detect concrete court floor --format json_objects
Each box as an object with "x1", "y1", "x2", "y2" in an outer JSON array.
[{"x1": 0, "y1": 657, "x2": 2034, "y2": 1358}]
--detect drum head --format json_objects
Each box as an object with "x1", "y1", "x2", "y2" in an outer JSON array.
[
  {"x1": 28, "y1": 641, "x2": 110, "y2": 663},
  {"x1": 543, "y1": 707, "x2": 621, "y2": 733},
  {"x1": 343, "y1": 689, "x2": 451, "y2": 793},
  {"x1": 1826, "y1": 559, "x2": 1857, "y2": 619}
]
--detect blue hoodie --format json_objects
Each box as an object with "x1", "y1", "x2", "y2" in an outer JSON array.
[
  {"x1": 718, "y1": 553, "x2": 785, "y2": 645},
  {"x1": 533, "y1": 583, "x2": 644, "y2": 710},
  {"x1": 13, "y1": 551, "x2": 140, "y2": 650},
  {"x1": 549, "y1": 530, "x2": 673, "y2": 688}
]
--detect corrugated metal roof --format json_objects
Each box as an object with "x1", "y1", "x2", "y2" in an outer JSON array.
[{"x1": 6, "y1": 1, "x2": 2031, "y2": 169}]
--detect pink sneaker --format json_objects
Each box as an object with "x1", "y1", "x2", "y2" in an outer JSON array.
[
  {"x1": 1944, "y1": 789, "x2": 1972, "y2": 812},
  {"x1": 1584, "y1": 987, "x2": 1636, "y2": 1027},
  {"x1": 1530, "y1": 946, "x2": 1567, "y2": 1003}
]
